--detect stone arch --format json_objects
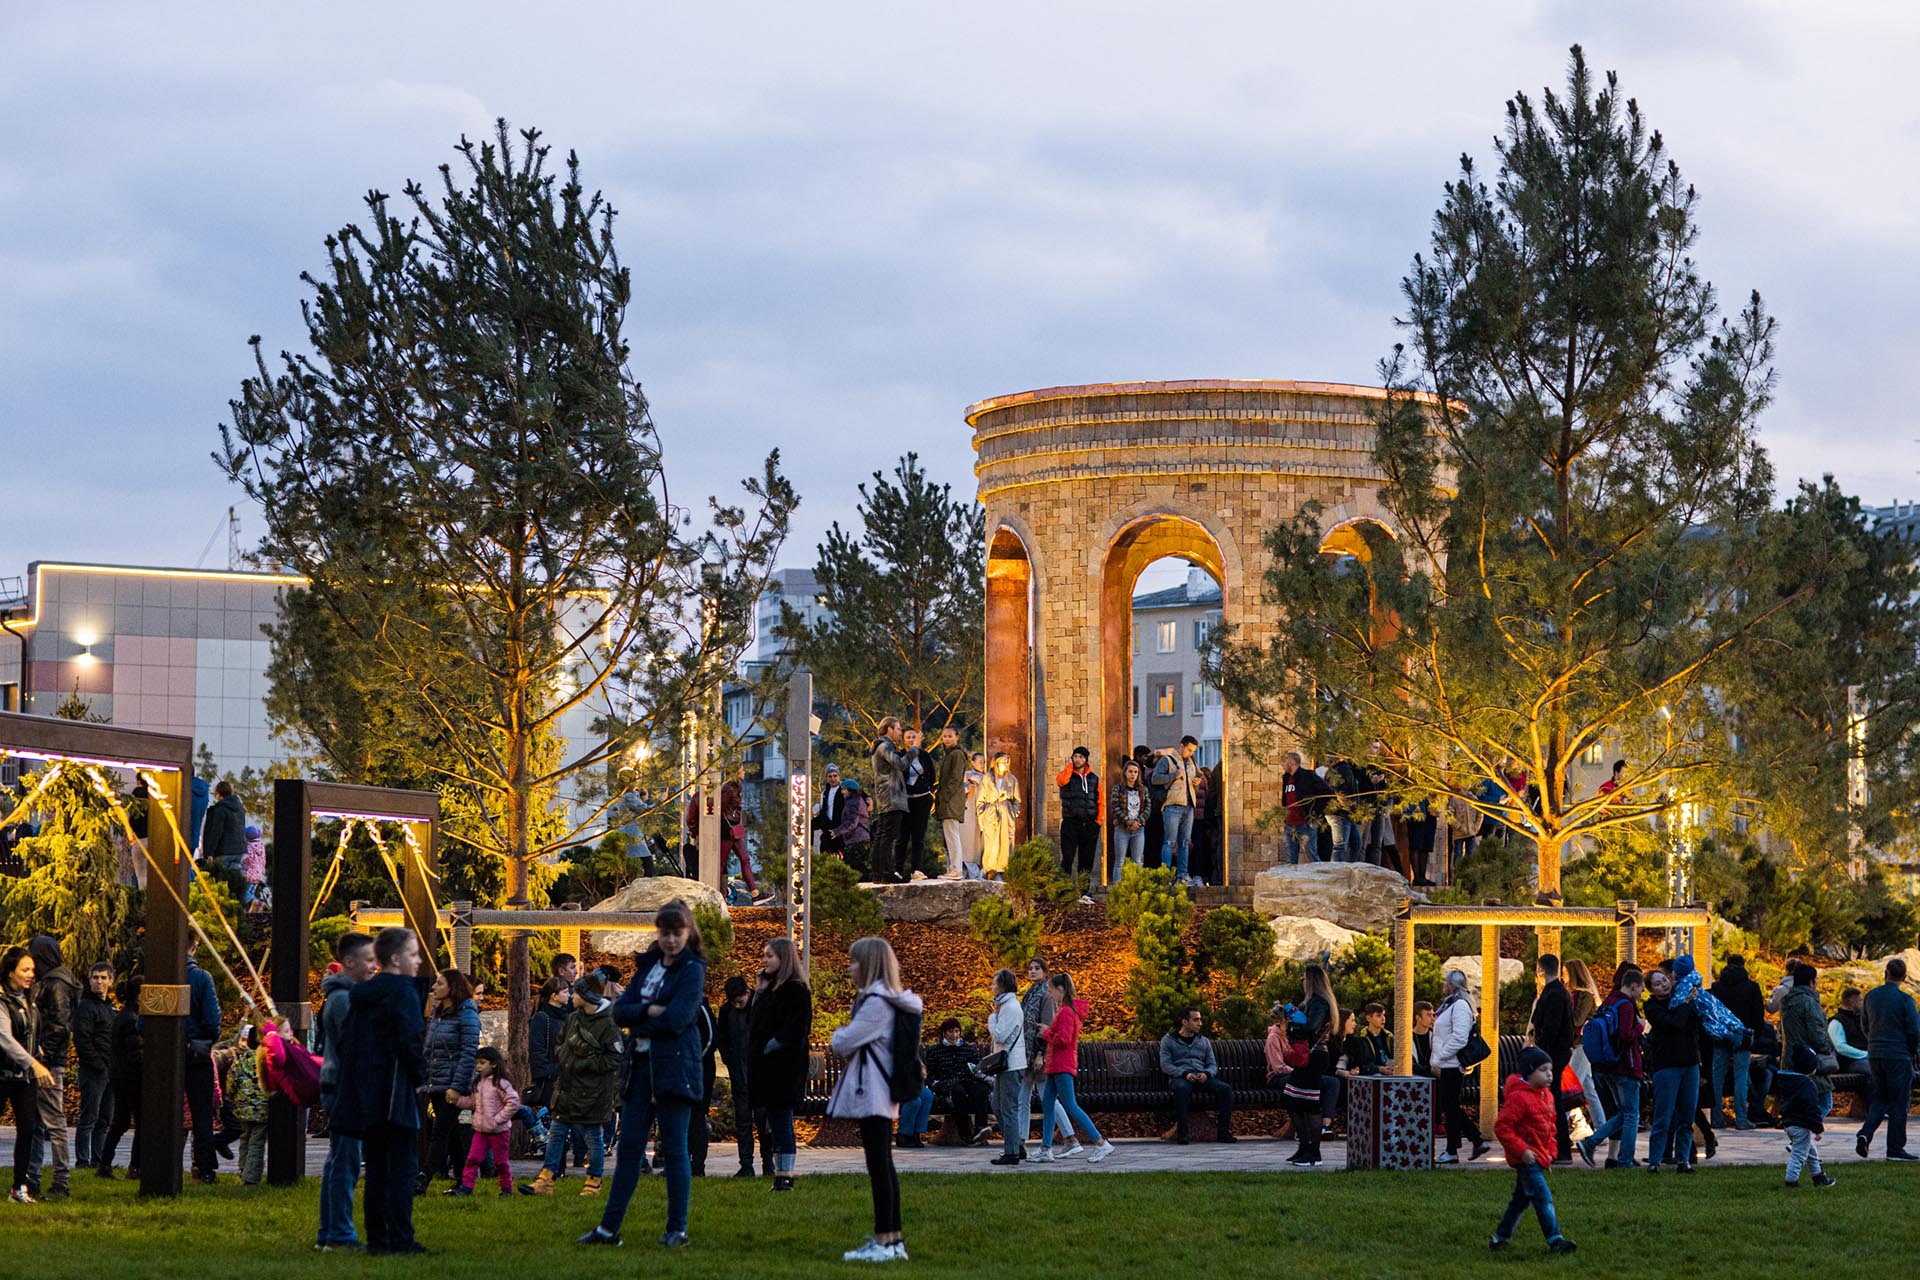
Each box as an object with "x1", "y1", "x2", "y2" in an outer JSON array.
[
  {"x1": 983, "y1": 522, "x2": 1036, "y2": 840},
  {"x1": 967, "y1": 380, "x2": 1441, "y2": 887},
  {"x1": 1098, "y1": 513, "x2": 1232, "y2": 882}
]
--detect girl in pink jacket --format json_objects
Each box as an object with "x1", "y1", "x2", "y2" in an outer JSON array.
[
  {"x1": 451, "y1": 1047, "x2": 521, "y2": 1196},
  {"x1": 1036, "y1": 973, "x2": 1114, "y2": 1163}
]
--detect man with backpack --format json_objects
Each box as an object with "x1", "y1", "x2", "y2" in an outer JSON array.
[{"x1": 1576, "y1": 965, "x2": 1645, "y2": 1168}]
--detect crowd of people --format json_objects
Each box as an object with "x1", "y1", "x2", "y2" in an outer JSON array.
[{"x1": 5, "y1": 900, "x2": 1918, "y2": 1262}]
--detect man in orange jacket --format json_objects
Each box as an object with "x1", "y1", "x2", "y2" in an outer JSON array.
[{"x1": 1490, "y1": 1047, "x2": 1576, "y2": 1255}]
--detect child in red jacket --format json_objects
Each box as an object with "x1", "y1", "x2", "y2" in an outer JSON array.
[{"x1": 1490, "y1": 1047, "x2": 1576, "y2": 1254}]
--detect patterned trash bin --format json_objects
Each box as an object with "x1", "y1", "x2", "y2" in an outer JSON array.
[{"x1": 1345, "y1": 1074, "x2": 1434, "y2": 1170}]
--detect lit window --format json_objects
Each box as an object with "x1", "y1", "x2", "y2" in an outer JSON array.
[
  {"x1": 1190, "y1": 682, "x2": 1203, "y2": 716},
  {"x1": 1580, "y1": 743, "x2": 1605, "y2": 766},
  {"x1": 1156, "y1": 684, "x2": 1176, "y2": 717},
  {"x1": 1156, "y1": 621, "x2": 1177, "y2": 653}
]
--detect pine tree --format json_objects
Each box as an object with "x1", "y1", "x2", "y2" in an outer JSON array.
[
  {"x1": 220, "y1": 120, "x2": 794, "y2": 1084},
  {"x1": 781, "y1": 453, "x2": 984, "y2": 759},
  {"x1": 1211, "y1": 48, "x2": 1792, "y2": 899}
]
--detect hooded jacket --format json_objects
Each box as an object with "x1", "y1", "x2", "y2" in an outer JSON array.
[
  {"x1": 314, "y1": 969, "x2": 357, "y2": 1091},
  {"x1": 1431, "y1": 990, "x2": 1476, "y2": 1070},
  {"x1": 1709, "y1": 960, "x2": 1766, "y2": 1033},
  {"x1": 1040, "y1": 996, "x2": 1089, "y2": 1075},
  {"x1": 827, "y1": 981, "x2": 925, "y2": 1121},
  {"x1": 1495, "y1": 1073, "x2": 1558, "y2": 1168},
  {"x1": 27, "y1": 937, "x2": 79, "y2": 1066},
  {"x1": 988, "y1": 990, "x2": 1027, "y2": 1074},
  {"x1": 453, "y1": 1074, "x2": 521, "y2": 1135},
  {"x1": 326, "y1": 972, "x2": 428, "y2": 1135},
  {"x1": 551, "y1": 999, "x2": 623, "y2": 1125},
  {"x1": 200, "y1": 792, "x2": 247, "y2": 862}
]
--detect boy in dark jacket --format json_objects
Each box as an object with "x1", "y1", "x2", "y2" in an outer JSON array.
[
  {"x1": 1491, "y1": 1047, "x2": 1576, "y2": 1253},
  {"x1": 73, "y1": 963, "x2": 117, "y2": 1171},
  {"x1": 925, "y1": 1019, "x2": 993, "y2": 1144},
  {"x1": 1775, "y1": 1044, "x2": 1835, "y2": 1188},
  {"x1": 715, "y1": 976, "x2": 756, "y2": 1176},
  {"x1": 95, "y1": 977, "x2": 144, "y2": 1178},
  {"x1": 329, "y1": 929, "x2": 429, "y2": 1256}
]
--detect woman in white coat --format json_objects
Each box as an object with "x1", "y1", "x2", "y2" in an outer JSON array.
[
  {"x1": 976, "y1": 754, "x2": 1021, "y2": 879},
  {"x1": 828, "y1": 936, "x2": 923, "y2": 1264},
  {"x1": 1431, "y1": 969, "x2": 1490, "y2": 1164},
  {"x1": 986, "y1": 967, "x2": 1029, "y2": 1165}
]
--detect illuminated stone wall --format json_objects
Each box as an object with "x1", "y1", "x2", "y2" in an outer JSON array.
[{"x1": 967, "y1": 380, "x2": 1411, "y2": 883}]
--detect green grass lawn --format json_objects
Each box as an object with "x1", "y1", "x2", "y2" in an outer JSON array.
[{"x1": 5, "y1": 1164, "x2": 1909, "y2": 1278}]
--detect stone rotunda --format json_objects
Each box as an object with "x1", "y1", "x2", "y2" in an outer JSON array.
[{"x1": 968, "y1": 379, "x2": 1418, "y2": 886}]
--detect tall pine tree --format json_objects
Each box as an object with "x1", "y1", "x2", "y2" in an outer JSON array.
[{"x1": 220, "y1": 121, "x2": 793, "y2": 1082}]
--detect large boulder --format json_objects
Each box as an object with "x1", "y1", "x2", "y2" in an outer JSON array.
[
  {"x1": 869, "y1": 877, "x2": 1005, "y2": 925},
  {"x1": 591, "y1": 875, "x2": 727, "y2": 954},
  {"x1": 1269, "y1": 915, "x2": 1360, "y2": 963},
  {"x1": 1251, "y1": 862, "x2": 1425, "y2": 933},
  {"x1": 1441, "y1": 954, "x2": 1524, "y2": 1000}
]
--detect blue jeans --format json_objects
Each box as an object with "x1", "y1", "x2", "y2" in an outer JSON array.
[
  {"x1": 1040, "y1": 1074, "x2": 1102, "y2": 1147},
  {"x1": 1710, "y1": 1044, "x2": 1750, "y2": 1125},
  {"x1": 1493, "y1": 1161, "x2": 1562, "y2": 1244},
  {"x1": 1111, "y1": 827, "x2": 1145, "y2": 877},
  {"x1": 764, "y1": 1107, "x2": 796, "y2": 1173},
  {"x1": 1283, "y1": 824, "x2": 1317, "y2": 865},
  {"x1": 542, "y1": 1120, "x2": 605, "y2": 1178},
  {"x1": 317, "y1": 1093, "x2": 362, "y2": 1246},
  {"x1": 1327, "y1": 813, "x2": 1364, "y2": 862},
  {"x1": 1647, "y1": 1065, "x2": 1699, "y2": 1168},
  {"x1": 1583, "y1": 1074, "x2": 1640, "y2": 1165},
  {"x1": 601, "y1": 1079, "x2": 692, "y2": 1237},
  {"x1": 1859, "y1": 1057, "x2": 1915, "y2": 1156},
  {"x1": 994, "y1": 1072, "x2": 1030, "y2": 1156},
  {"x1": 1160, "y1": 804, "x2": 1193, "y2": 878},
  {"x1": 898, "y1": 1087, "x2": 935, "y2": 1137}
]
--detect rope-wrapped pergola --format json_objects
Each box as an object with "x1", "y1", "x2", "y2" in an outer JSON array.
[{"x1": 1391, "y1": 898, "x2": 1714, "y2": 1135}]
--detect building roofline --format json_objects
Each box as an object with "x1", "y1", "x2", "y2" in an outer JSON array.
[{"x1": 965, "y1": 379, "x2": 1450, "y2": 426}]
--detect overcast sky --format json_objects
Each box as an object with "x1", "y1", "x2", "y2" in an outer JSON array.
[{"x1": 4, "y1": 2, "x2": 1916, "y2": 585}]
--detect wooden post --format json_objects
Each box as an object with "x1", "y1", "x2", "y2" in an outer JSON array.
[
  {"x1": 1392, "y1": 904, "x2": 1415, "y2": 1076},
  {"x1": 401, "y1": 818, "x2": 441, "y2": 971},
  {"x1": 452, "y1": 901, "x2": 474, "y2": 977},
  {"x1": 140, "y1": 764, "x2": 190, "y2": 1197},
  {"x1": 267, "y1": 778, "x2": 312, "y2": 1186},
  {"x1": 1691, "y1": 911, "x2": 1712, "y2": 984},
  {"x1": 1617, "y1": 900, "x2": 1638, "y2": 969},
  {"x1": 1478, "y1": 922, "x2": 1501, "y2": 1140}
]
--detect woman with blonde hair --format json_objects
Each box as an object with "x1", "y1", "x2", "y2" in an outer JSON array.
[
  {"x1": 1563, "y1": 957, "x2": 1607, "y2": 1131},
  {"x1": 976, "y1": 753, "x2": 1021, "y2": 879},
  {"x1": 748, "y1": 936, "x2": 813, "y2": 1190},
  {"x1": 829, "y1": 936, "x2": 923, "y2": 1263}
]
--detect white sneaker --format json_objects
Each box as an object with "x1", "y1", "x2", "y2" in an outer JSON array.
[
  {"x1": 844, "y1": 1237, "x2": 899, "y2": 1263},
  {"x1": 1032, "y1": 1147, "x2": 1055, "y2": 1162},
  {"x1": 1076, "y1": 894, "x2": 1095, "y2": 906},
  {"x1": 1086, "y1": 1140, "x2": 1115, "y2": 1163},
  {"x1": 1061, "y1": 1142, "x2": 1085, "y2": 1158},
  {"x1": 891, "y1": 1242, "x2": 909, "y2": 1261}
]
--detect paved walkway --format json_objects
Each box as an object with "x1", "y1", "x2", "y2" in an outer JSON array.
[{"x1": 12, "y1": 1125, "x2": 1909, "y2": 1180}]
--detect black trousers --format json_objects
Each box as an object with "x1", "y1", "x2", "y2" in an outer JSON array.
[
  {"x1": 858, "y1": 1116, "x2": 901, "y2": 1236},
  {"x1": 1058, "y1": 817, "x2": 1101, "y2": 880},
  {"x1": 870, "y1": 810, "x2": 904, "y2": 883},
  {"x1": 185, "y1": 1059, "x2": 217, "y2": 1176},
  {"x1": 5, "y1": 1079, "x2": 34, "y2": 1191},
  {"x1": 1168, "y1": 1077, "x2": 1234, "y2": 1139},
  {"x1": 1439, "y1": 1067, "x2": 1483, "y2": 1153},
  {"x1": 418, "y1": 1092, "x2": 467, "y2": 1184},
  {"x1": 98, "y1": 1078, "x2": 141, "y2": 1171},
  {"x1": 904, "y1": 794, "x2": 935, "y2": 874},
  {"x1": 1551, "y1": 1053, "x2": 1573, "y2": 1159},
  {"x1": 936, "y1": 1079, "x2": 994, "y2": 1138},
  {"x1": 362, "y1": 1125, "x2": 420, "y2": 1252},
  {"x1": 731, "y1": 1089, "x2": 756, "y2": 1171}
]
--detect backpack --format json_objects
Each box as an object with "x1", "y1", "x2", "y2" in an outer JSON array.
[
  {"x1": 863, "y1": 996, "x2": 926, "y2": 1104},
  {"x1": 1582, "y1": 1002, "x2": 1621, "y2": 1070}
]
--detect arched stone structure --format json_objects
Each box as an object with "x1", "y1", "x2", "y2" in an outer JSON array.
[{"x1": 967, "y1": 380, "x2": 1410, "y2": 884}]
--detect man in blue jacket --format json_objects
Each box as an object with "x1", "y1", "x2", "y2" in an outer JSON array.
[
  {"x1": 1856, "y1": 957, "x2": 1919, "y2": 1162},
  {"x1": 328, "y1": 928, "x2": 429, "y2": 1256},
  {"x1": 184, "y1": 938, "x2": 221, "y2": 1184}
]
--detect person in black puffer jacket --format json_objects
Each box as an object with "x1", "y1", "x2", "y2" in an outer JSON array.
[
  {"x1": 527, "y1": 978, "x2": 570, "y2": 1112},
  {"x1": 72, "y1": 963, "x2": 117, "y2": 1171},
  {"x1": 26, "y1": 935, "x2": 81, "y2": 1197}
]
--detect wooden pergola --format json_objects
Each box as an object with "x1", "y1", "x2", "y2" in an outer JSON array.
[
  {"x1": 0, "y1": 711, "x2": 195, "y2": 1198},
  {"x1": 267, "y1": 778, "x2": 441, "y2": 1185},
  {"x1": 1390, "y1": 898, "x2": 1714, "y2": 1135}
]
